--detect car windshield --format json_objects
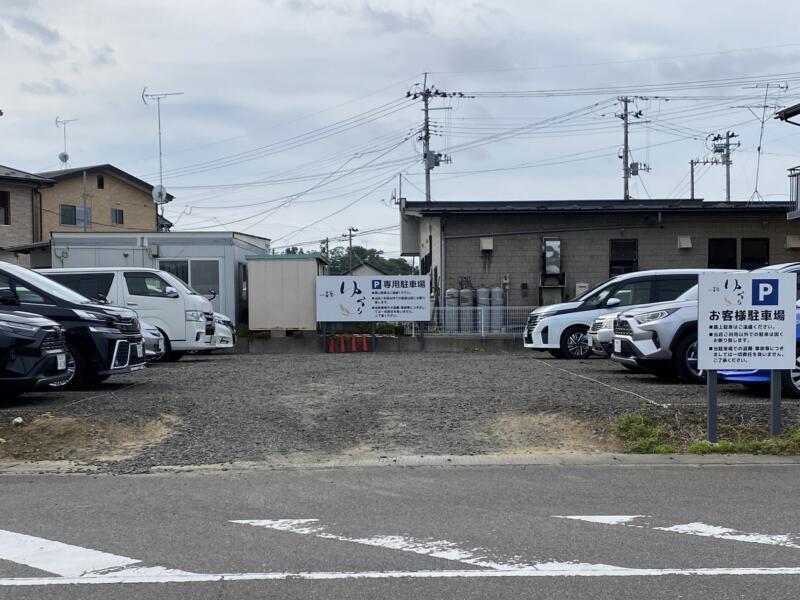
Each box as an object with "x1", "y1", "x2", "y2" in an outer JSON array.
[
  {"x1": 3, "y1": 264, "x2": 92, "y2": 304},
  {"x1": 580, "y1": 279, "x2": 618, "y2": 307},
  {"x1": 676, "y1": 284, "x2": 698, "y2": 301},
  {"x1": 159, "y1": 271, "x2": 198, "y2": 295},
  {"x1": 575, "y1": 277, "x2": 615, "y2": 303}
]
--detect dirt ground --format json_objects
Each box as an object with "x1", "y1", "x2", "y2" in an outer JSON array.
[{"x1": 1, "y1": 352, "x2": 798, "y2": 471}]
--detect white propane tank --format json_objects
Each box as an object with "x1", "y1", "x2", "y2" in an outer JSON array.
[
  {"x1": 490, "y1": 286, "x2": 504, "y2": 332},
  {"x1": 445, "y1": 288, "x2": 459, "y2": 333}
]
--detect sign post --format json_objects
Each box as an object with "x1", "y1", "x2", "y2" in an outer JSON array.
[{"x1": 698, "y1": 272, "x2": 796, "y2": 441}]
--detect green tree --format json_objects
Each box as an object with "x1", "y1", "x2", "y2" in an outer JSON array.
[
  {"x1": 283, "y1": 246, "x2": 304, "y2": 255},
  {"x1": 327, "y1": 245, "x2": 414, "y2": 275}
]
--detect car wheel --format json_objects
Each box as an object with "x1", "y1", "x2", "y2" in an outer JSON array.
[
  {"x1": 780, "y1": 345, "x2": 800, "y2": 398},
  {"x1": 559, "y1": 326, "x2": 592, "y2": 359},
  {"x1": 47, "y1": 343, "x2": 86, "y2": 390},
  {"x1": 674, "y1": 332, "x2": 705, "y2": 383}
]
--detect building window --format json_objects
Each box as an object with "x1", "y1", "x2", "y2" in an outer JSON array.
[
  {"x1": 97, "y1": 175, "x2": 105, "y2": 189},
  {"x1": 708, "y1": 238, "x2": 737, "y2": 269},
  {"x1": 0, "y1": 191, "x2": 9, "y2": 225},
  {"x1": 111, "y1": 208, "x2": 124, "y2": 225},
  {"x1": 59, "y1": 204, "x2": 91, "y2": 227},
  {"x1": 741, "y1": 238, "x2": 769, "y2": 270},
  {"x1": 609, "y1": 239, "x2": 638, "y2": 276}
]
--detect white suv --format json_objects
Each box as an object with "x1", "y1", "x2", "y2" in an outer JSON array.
[{"x1": 523, "y1": 270, "x2": 706, "y2": 359}]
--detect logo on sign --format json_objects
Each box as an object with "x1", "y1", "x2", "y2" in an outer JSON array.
[
  {"x1": 372, "y1": 280, "x2": 382, "y2": 290},
  {"x1": 752, "y1": 279, "x2": 779, "y2": 305}
]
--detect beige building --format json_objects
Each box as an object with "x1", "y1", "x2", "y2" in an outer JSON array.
[
  {"x1": 35, "y1": 164, "x2": 172, "y2": 238},
  {"x1": 0, "y1": 165, "x2": 54, "y2": 265},
  {"x1": 400, "y1": 199, "x2": 799, "y2": 307}
]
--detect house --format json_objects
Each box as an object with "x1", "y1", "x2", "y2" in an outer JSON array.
[
  {"x1": 400, "y1": 198, "x2": 798, "y2": 306},
  {"x1": 0, "y1": 165, "x2": 54, "y2": 265},
  {"x1": 35, "y1": 164, "x2": 174, "y2": 238},
  {"x1": 349, "y1": 259, "x2": 392, "y2": 277}
]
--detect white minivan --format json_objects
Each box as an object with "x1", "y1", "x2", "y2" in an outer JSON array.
[{"x1": 39, "y1": 267, "x2": 214, "y2": 361}]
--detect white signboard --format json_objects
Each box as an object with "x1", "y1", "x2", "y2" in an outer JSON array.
[
  {"x1": 316, "y1": 276, "x2": 431, "y2": 322},
  {"x1": 698, "y1": 272, "x2": 796, "y2": 370}
]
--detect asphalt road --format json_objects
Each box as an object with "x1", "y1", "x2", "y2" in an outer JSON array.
[{"x1": 3, "y1": 461, "x2": 800, "y2": 599}]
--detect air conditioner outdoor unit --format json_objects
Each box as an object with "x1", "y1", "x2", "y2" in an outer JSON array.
[
  {"x1": 479, "y1": 237, "x2": 494, "y2": 253},
  {"x1": 677, "y1": 235, "x2": 692, "y2": 249}
]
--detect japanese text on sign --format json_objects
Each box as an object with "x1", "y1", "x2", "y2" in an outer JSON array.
[
  {"x1": 316, "y1": 276, "x2": 431, "y2": 322},
  {"x1": 698, "y1": 272, "x2": 796, "y2": 370}
]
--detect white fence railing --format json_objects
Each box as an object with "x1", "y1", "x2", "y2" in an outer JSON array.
[{"x1": 420, "y1": 306, "x2": 537, "y2": 338}]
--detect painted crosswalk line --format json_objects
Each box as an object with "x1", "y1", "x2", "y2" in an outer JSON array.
[
  {"x1": 554, "y1": 515, "x2": 800, "y2": 549},
  {"x1": 231, "y1": 518, "x2": 534, "y2": 570}
]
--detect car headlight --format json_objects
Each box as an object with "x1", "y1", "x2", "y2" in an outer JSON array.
[
  {"x1": 0, "y1": 320, "x2": 39, "y2": 337},
  {"x1": 146, "y1": 328, "x2": 161, "y2": 336},
  {"x1": 89, "y1": 326, "x2": 121, "y2": 334},
  {"x1": 73, "y1": 309, "x2": 105, "y2": 321},
  {"x1": 185, "y1": 310, "x2": 204, "y2": 322},
  {"x1": 634, "y1": 309, "x2": 677, "y2": 324}
]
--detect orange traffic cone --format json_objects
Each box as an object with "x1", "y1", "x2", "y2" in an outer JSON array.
[
  {"x1": 327, "y1": 336, "x2": 336, "y2": 353},
  {"x1": 361, "y1": 334, "x2": 369, "y2": 352},
  {"x1": 338, "y1": 335, "x2": 346, "y2": 353},
  {"x1": 350, "y1": 335, "x2": 358, "y2": 353}
]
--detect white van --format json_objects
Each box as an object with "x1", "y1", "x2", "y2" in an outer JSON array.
[{"x1": 39, "y1": 267, "x2": 214, "y2": 361}]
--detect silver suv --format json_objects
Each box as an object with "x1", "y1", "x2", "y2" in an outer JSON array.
[{"x1": 611, "y1": 285, "x2": 704, "y2": 382}]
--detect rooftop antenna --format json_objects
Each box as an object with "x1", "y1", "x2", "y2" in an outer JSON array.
[
  {"x1": 55, "y1": 116, "x2": 78, "y2": 168},
  {"x1": 142, "y1": 87, "x2": 183, "y2": 229}
]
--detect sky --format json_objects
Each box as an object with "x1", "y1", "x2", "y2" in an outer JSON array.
[{"x1": 2, "y1": 0, "x2": 800, "y2": 257}]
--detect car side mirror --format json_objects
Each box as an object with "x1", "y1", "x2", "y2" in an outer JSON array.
[
  {"x1": 0, "y1": 289, "x2": 20, "y2": 306},
  {"x1": 605, "y1": 297, "x2": 621, "y2": 307},
  {"x1": 164, "y1": 286, "x2": 180, "y2": 299},
  {"x1": 207, "y1": 288, "x2": 217, "y2": 300}
]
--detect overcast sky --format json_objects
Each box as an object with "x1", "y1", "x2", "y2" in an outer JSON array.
[{"x1": 2, "y1": 0, "x2": 800, "y2": 256}]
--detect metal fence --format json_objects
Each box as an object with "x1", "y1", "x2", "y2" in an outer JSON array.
[{"x1": 419, "y1": 306, "x2": 538, "y2": 338}]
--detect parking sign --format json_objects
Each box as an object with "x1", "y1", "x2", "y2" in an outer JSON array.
[{"x1": 698, "y1": 272, "x2": 796, "y2": 370}]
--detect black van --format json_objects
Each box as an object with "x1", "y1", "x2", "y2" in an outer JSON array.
[
  {"x1": 0, "y1": 263, "x2": 146, "y2": 389},
  {"x1": 1, "y1": 311, "x2": 69, "y2": 398}
]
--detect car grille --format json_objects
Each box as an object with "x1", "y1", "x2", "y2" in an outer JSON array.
[
  {"x1": 614, "y1": 319, "x2": 633, "y2": 336},
  {"x1": 40, "y1": 328, "x2": 66, "y2": 353},
  {"x1": 204, "y1": 312, "x2": 214, "y2": 335},
  {"x1": 113, "y1": 341, "x2": 130, "y2": 367},
  {"x1": 589, "y1": 320, "x2": 603, "y2": 333},
  {"x1": 526, "y1": 314, "x2": 541, "y2": 329}
]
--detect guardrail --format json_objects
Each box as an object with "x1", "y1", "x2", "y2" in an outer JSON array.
[{"x1": 419, "y1": 306, "x2": 538, "y2": 338}]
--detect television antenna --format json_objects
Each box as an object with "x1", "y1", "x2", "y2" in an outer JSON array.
[
  {"x1": 142, "y1": 87, "x2": 183, "y2": 226},
  {"x1": 55, "y1": 116, "x2": 78, "y2": 168}
]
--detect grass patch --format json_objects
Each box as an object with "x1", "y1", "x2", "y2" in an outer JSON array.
[
  {"x1": 689, "y1": 429, "x2": 800, "y2": 455},
  {"x1": 615, "y1": 413, "x2": 674, "y2": 454}
]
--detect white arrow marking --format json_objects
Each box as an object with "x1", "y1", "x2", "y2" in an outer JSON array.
[
  {"x1": 554, "y1": 516, "x2": 800, "y2": 549},
  {"x1": 0, "y1": 529, "x2": 195, "y2": 578},
  {"x1": 232, "y1": 519, "x2": 533, "y2": 570}
]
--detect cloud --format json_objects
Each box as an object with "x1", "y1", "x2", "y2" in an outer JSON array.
[
  {"x1": 90, "y1": 44, "x2": 116, "y2": 67},
  {"x1": 361, "y1": 3, "x2": 431, "y2": 33},
  {"x1": 20, "y1": 78, "x2": 74, "y2": 95},
  {"x1": 8, "y1": 15, "x2": 60, "y2": 44}
]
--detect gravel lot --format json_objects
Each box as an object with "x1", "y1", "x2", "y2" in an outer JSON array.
[{"x1": 2, "y1": 352, "x2": 799, "y2": 472}]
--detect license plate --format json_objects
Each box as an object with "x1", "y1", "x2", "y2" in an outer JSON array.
[
  {"x1": 613, "y1": 338, "x2": 622, "y2": 354},
  {"x1": 56, "y1": 353, "x2": 67, "y2": 370},
  {"x1": 587, "y1": 334, "x2": 594, "y2": 347}
]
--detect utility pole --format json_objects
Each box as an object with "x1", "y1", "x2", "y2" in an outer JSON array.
[
  {"x1": 707, "y1": 131, "x2": 739, "y2": 202},
  {"x1": 407, "y1": 75, "x2": 471, "y2": 203},
  {"x1": 322, "y1": 237, "x2": 329, "y2": 258},
  {"x1": 346, "y1": 226, "x2": 358, "y2": 274},
  {"x1": 620, "y1": 97, "x2": 631, "y2": 200},
  {"x1": 689, "y1": 159, "x2": 695, "y2": 200}
]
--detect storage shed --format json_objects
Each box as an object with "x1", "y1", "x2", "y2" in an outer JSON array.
[{"x1": 247, "y1": 254, "x2": 328, "y2": 332}]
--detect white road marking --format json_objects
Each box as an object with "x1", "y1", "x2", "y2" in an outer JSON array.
[
  {"x1": 555, "y1": 516, "x2": 800, "y2": 550},
  {"x1": 232, "y1": 519, "x2": 533, "y2": 570},
  {"x1": 0, "y1": 529, "x2": 195, "y2": 578},
  {"x1": 7, "y1": 564, "x2": 800, "y2": 586}
]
